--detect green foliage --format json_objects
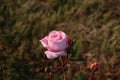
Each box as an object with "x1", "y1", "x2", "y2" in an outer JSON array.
[
  {"x1": 76, "y1": 71, "x2": 88, "y2": 80},
  {"x1": 69, "y1": 39, "x2": 85, "y2": 62},
  {"x1": 72, "y1": 39, "x2": 81, "y2": 57}
]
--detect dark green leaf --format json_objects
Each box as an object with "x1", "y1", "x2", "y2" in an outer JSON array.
[{"x1": 72, "y1": 39, "x2": 81, "y2": 57}]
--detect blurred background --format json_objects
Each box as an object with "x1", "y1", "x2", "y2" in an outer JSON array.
[{"x1": 0, "y1": 0, "x2": 120, "y2": 80}]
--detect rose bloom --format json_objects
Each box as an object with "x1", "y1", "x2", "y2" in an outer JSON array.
[
  {"x1": 40, "y1": 30, "x2": 70, "y2": 59},
  {"x1": 90, "y1": 61, "x2": 99, "y2": 71}
]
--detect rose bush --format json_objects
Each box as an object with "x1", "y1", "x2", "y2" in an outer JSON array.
[{"x1": 40, "y1": 30, "x2": 70, "y2": 59}]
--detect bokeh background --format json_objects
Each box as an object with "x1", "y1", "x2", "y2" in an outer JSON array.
[{"x1": 0, "y1": 0, "x2": 120, "y2": 80}]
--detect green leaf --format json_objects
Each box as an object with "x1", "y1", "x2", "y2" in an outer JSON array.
[
  {"x1": 77, "y1": 71, "x2": 88, "y2": 80},
  {"x1": 72, "y1": 39, "x2": 81, "y2": 57}
]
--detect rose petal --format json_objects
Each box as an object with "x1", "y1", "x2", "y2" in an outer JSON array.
[
  {"x1": 48, "y1": 31, "x2": 68, "y2": 51},
  {"x1": 40, "y1": 36, "x2": 48, "y2": 48},
  {"x1": 59, "y1": 31, "x2": 66, "y2": 40},
  {"x1": 57, "y1": 50, "x2": 67, "y2": 56},
  {"x1": 44, "y1": 51, "x2": 58, "y2": 59},
  {"x1": 48, "y1": 37, "x2": 68, "y2": 51},
  {"x1": 44, "y1": 50, "x2": 67, "y2": 59},
  {"x1": 90, "y1": 61, "x2": 99, "y2": 70}
]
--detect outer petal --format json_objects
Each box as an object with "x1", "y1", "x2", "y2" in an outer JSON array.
[
  {"x1": 44, "y1": 51, "x2": 58, "y2": 59},
  {"x1": 40, "y1": 36, "x2": 48, "y2": 48},
  {"x1": 44, "y1": 50, "x2": 67, "y2": 59},
  {"x1": 56, "y1": 50, "x2": 67, "y2": 56}
]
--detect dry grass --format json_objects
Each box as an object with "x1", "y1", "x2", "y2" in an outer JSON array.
[{"x1": 0, "y1": 0, "x2": 120, "y2": 80}]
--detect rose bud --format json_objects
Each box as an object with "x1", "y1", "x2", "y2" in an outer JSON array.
[{"x1": 90, "y1": 61, "x2": 99, "y2": 71}]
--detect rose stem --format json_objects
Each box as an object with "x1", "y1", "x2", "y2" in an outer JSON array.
[
  {"x1": 89, "y1": 70, "x2": 94, "y2": 80},
  {"x1": 59, "y1": 56, "x2": 66, "y2": 80}
]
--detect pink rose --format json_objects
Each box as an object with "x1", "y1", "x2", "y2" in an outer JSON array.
[{"x1": 40, "y1": 30, "x2": 70, "y2": 59}]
